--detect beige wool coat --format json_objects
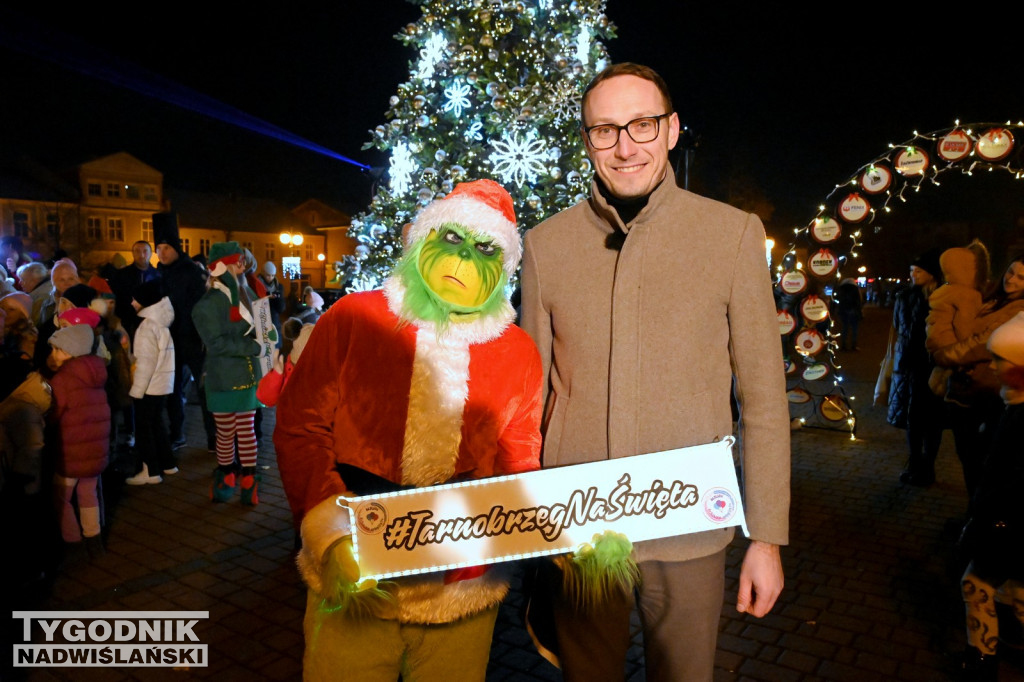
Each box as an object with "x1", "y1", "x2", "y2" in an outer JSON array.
[{"x1": 520, "y1": 177, "x2": 791, "y2": 563}]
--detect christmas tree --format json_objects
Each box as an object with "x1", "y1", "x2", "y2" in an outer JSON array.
[{"x1": 346, "y1": 0, "x2": 616, "y2": 290}]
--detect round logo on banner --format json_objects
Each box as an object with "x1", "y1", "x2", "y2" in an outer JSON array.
[
  {"x1": 820, "y1": 395, "x2": 851, "y2": 422},
  {"x1": 787, "y1": 387, "x2": 811, "y2": 403},
  {"x1": 802, "y1": 363, "x2": 830, "y2": 381},
  {"x1": 356, "y1": 501, "x2": 389, "y2": 535},
  {"x1": 795, "y1": 328, "x2": 825, "y2": 356},
  {"x1": 810, "y1": 217, "x2": 841, "y2": 244},
  {"x1": 860, "y1": 165, "x2": 892, "y2": 194},
  {"x1": 938, "y1": 129, "x2": 973, "y2": 162},
  {"x1": 808, "y1": 249, "x2": 839, "y2": 278},
  {"x1": 838, "y1": 193, "x2": 869, "y2": 223},
  {"x1": 703, "y1": 487, "x2": 737, "y2": 524},
  {"x1": 777, "y1": 310, "x2": 796, "y2": 335},
  {"x1": 895, "y1": 147, "x2": 929, "y2": 176},
  {"x1": 800, "y1": 295, "x2": 830, "y2": 322},
  {"x1": 976, "y1": 128, "x2": 1014, "y2": 162},
  {"x1": 780, "y1": 270, "x2": 808, "y2": 295}
]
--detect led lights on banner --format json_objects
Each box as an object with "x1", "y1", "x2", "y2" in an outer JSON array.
[{"x1": 343, "y1": 438, "x2": 746, "y2": 580}]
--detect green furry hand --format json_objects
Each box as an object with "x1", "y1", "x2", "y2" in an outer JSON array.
[{"x1": 323, "y1": 536, "x2": 361, "y2": 597}]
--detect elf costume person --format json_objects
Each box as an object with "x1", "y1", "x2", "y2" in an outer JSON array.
[
  {"x1": 191, "y1": 241, "x2": 265, "y2": 505},
  {"x1": 275, "y1": 179, "x2": 543, "y2": 681}
]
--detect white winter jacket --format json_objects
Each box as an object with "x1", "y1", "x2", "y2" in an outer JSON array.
[{"x1": 130, "y1": 296, "x2": 175, "y2": 398}]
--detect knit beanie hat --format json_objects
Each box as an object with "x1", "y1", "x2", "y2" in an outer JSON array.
[
  {"x1": 133, "y1": 279, "x2": 164, "y2": 309},
  {"x1": 911, "y1": 248, "x2": 943, "y2": 282},
  {"x1": 263, "y1": 261, "x2": 277, "y2": 277},
  {"x1": 306, "y1": 290, "x2": 324, "y2": 311},
  {"x1": 58, "y1": 307, "x2": 101, "y2": 329},
  {"x1": 405, "y1": 178, "x2": 521, "y2": 277},
  {"x1": 62, "y1": 283, "x2": 97, "y2": 309},
  {"x1": 988, "y1": 312, "x2": 1024, "y2": 366},
  {"x1": 49, "y1": 323, "x2": 94, "y2": 357}
]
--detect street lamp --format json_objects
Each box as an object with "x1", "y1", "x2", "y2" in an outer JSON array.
[{"x1": 279, "y1": 231, "x2": 304, "y2": 247}]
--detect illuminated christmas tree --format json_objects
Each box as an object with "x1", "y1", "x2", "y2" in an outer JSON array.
[{"x1": 347, "y1": 0, "x2": 615, "y2": 290}]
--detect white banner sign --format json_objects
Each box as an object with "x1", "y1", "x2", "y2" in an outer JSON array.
[
  {"x1": 346, "y1": 438, "x2": 747, "y2": 580},
  {"x1": 251, "y1": 296, "x2": 275, "y2": 377}
]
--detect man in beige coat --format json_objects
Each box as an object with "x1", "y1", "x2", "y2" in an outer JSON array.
[{"x1": 520, "y1": 63, "x2": 791, "y2": 681}]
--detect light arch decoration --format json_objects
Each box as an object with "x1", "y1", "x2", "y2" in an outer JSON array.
[{"x1": 774, "y1": 121, "x2": 1023, "y2": 437}]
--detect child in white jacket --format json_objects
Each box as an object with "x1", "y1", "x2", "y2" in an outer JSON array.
[{"x1": 125, "y1": 280, "x2": 176, "y2": 485}]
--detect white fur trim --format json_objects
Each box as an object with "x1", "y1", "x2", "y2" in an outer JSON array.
[
  {"x1": 394, "y1": 567, "x2": 510, "y2": 623},
  {"x1": 408, "y1": 195, "x2": 522, "y2": 277},
  {"x1": 298, "y1": 496, "x2": 353, "y2": 594},
  {"x1": 382, "y1": 277, "x2": 514, "y2": 346},
  {"x1": 400, "y1": 326, "x2": 470, "y2": 486}
]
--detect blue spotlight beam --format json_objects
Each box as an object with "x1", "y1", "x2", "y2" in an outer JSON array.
[{"x1": 0, "y1": 10, "x2": 371, "y2": 171}]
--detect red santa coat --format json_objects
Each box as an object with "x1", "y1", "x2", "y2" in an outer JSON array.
[{"x1": 275, "y1": 281, "x2": 543, "y2": 623}]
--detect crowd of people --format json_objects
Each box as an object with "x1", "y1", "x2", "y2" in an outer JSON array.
[
  {"x1": 880, "y1": 241, "x2": 1024, "y2": 680},
  {"x1": 0, "y1": 220, "x2": 325, "y2": 587}
]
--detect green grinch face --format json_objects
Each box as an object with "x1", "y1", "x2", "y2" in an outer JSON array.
[{"x1": 418, "y1": 225, "x2": 503, "y2": 308}]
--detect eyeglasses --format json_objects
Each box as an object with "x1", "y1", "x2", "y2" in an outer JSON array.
[{"x1": 583, "y1": 114, "x2": 672, "y2": 150}]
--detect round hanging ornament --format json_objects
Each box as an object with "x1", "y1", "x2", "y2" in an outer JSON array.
[
  {"x1": 810, "y1": 217, "x2": 841, "y2": 244},
  {"x1": 787, "y1": 388, "x2": 812, "y2": 404},
  {"x1": 808, "y1": 248, "x2": 839, "y2": 279},
  {"x1": 976, "y1": 128, "x2": 1014, "y2": 162},
  {"x1": 860, "y1": 165, "x2": 892, "y2": 194},
  {"x1": 784, "y1": 357, "x2": 798, "y2": 375},
  {"x1": 895, "y1": 147, "x2": 929, "y2": 176},
  {"x1": 778, "y1": 310, "x2": 797, "y2": 335},
  {"x1": 780, "y1": 270, "x2": 808, "y2": 295},
  {"x1": 938, "y1": 129, "x2": 973, "y2": 162},
  {"x1": 838, "y1": 193, "x2": 869, "y2": 223},
  {"x1": 802, "y1": 363, "x2": 830, "y2": 381},
  {"x1": 795, "y1": 328, "x2": 826, "y2": 356},
  {"x1": 800, "y1": 295, "x2": 830, "y2": 322},
  {"x1": 820, "y1": 395, "x2": 851, "y2": 422}
]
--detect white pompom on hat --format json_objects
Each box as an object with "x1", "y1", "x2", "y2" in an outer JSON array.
[
  {"x1": 404, "y1": 178, "x2": 521, "y2": 278},
  {"x1": 988, "y1": 312, "x2": 1024, "y2": 366}
]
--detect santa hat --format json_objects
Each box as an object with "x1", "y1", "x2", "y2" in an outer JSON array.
[
  {"x1": 988, "y1": 312, "x2": 1024, "y2": 366},
  {"x1": 405, "y1": 178, "x2": 521, "y2": 277},
  {"x1": 88, "y1": 276, "x2": 115, "y2": 300}
]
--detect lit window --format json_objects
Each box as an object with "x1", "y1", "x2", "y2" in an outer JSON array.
[
  {"x1": 107, "y1": 217, "x2": 124, "y2": 242},
  {"x1": 87, "y1": 217, "x2": 103, "y2": 240},
  {"x1": 12, "y1": 211, "x2": 29, "y2": 237},
  {"x1": 141, "y1": 220, "x2": 153, "y2": 243}
]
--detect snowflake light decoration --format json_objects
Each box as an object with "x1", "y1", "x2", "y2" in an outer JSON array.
[
  {"x1": 546, "y1": 79, "x2": 581, "y2": 124},
  {"x1": 416, "y1": 32, "x2": 446, "y2": 81},
  {"x1": 575, "y1": 28, "x2": 592, "y2": 66},
  {"x1": 442, "y1": 79, "x2": 473, "y2": 118},
  {"x1": 389, "y1": 142, "x2": 417, "y2": 196},
  {"x1": 465, "y1": 120, "x2": 484, "y2": 141},
  {"x1": 489, "y1": 128, "x2": 548, "y2": 188}
]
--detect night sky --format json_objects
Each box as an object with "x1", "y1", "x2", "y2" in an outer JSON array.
[{"x1": 3, "y1": 3, "x2": 1022, "y2": 274}]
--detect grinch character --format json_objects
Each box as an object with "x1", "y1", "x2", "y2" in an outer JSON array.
[{"x1": 275, "y1": 179, "x2": 543, "y2": 681}]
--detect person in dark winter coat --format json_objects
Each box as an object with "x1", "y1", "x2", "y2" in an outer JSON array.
[
  {"x1": 835, "y1": 279, "x2": 863, "y2": 351},
  {"x1": 47, "y1": 323, "x2": 110, "y2": 545},
  {"x1": 958, "y1": 313, "x2": 1024, "y2": 681},
  {"x1": 888, "y1": 249, "x2": 945, "y2": 486},
  {"x1": 153, "y1": 212, "x2": 214, "y2": 451}
]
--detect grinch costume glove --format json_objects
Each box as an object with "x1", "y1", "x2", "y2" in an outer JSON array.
[
  {"x1": 556, "y1": 530, "x2": 639, "y2": 611},
  {"x1": 299, "y1": 496, "x2": 389, "y2": 613}
]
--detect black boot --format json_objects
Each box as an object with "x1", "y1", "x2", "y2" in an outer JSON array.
[{"x1": 961, "y1": 646, "x2": 998, "y2": 681}]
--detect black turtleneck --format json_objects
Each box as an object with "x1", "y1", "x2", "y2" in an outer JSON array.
[{"x1": 596, "y1": 177, "x2": 659, "y2": 250}]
